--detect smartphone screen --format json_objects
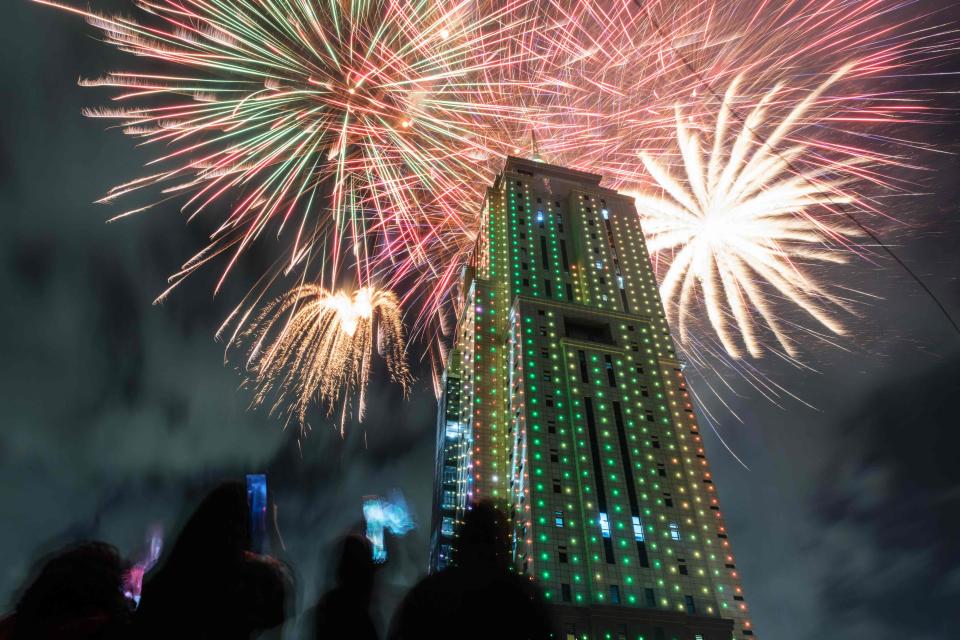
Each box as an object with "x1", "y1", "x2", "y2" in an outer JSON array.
[{"x1": 246, "y1": 474, "x2": 268, "y2": 555}]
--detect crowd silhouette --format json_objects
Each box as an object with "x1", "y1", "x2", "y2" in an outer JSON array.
[{"x1": 0, "y1": 482, "x2": 553, "y2": 639}]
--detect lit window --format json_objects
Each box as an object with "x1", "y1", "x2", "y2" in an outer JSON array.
[
  {"x1": 669, "y1": 522, "x2": 681, "y2": 541},
  {"x1": 441, "y1": 517, "x2": 454, "y2": 536},
  {"x1": 445, "y1": 419, "x2": 461, "y2": 439},
  {"x1": 442, "y1": 490, "x2": 456, "y2": 509},
  {"x1": 554, "y1": 510, "x2": 565, "y2": 528},
  {"x1": 632, "y1": 516, "x2": 644, "y2": 541},
  {"x1": 599, "y1": 512, "x2": 611, "y2": 538}
]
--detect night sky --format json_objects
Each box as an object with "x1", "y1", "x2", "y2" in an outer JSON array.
[{"x1": 3, "y1": 2, "x2": 960, "y2": 638}]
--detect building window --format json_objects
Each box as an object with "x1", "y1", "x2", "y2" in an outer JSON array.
[
  {"x1": 445, "y1": 418, "x2": 461, "y2": 439},
  {"x1": 561, "y1": 583, "x2": 572, "y2": 602},
  {"x1": 553, "y1": 479, "x2": 562, "y2": 494},
  {"x1": 632, "y1": 516, "x2": 644, "y2": 541},
  {"x1": 645, "y1": 588, "x2": 656, "y2": 608},
  {"x1": 442, "y1": 466, "x2": 457, "y2": 483},
  {"x1": 441, "y1": 517, "x2": 454, "y2": 537},
  {"x1": 609, "y1": 584, "x2": 620, "y2": 604},
  {"x1": 669, "y1": 522, "x2": 681, "y2": 541},
  {"x1": 442, "y1": 490, "x2": 456, "y2": 509},
  {"x1": 685, "y1": 595, "x2": 696, "y2": 614},
  {"x1": 637, "y1": 540, "x2": 650, "y2": 567},
  {"x1": 578, "y1": 350, "x2": 589, "y2": 382},
  {"x1": 554, "y1": 511, "x2": 564, "y2": 528},
  {"x1": 679, "y1": 563, "x2": 688, "y2": 575},
  {"x1": 604, "y1": 355, "x2": 616, "y2": 386},
  {"x1": 599, "y1": 512, "x2": 611, "y2": 538}
]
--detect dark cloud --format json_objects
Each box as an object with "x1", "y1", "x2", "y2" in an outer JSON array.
[{"x1": 814, "y1": 351, "x2": 960, "y2": 638}]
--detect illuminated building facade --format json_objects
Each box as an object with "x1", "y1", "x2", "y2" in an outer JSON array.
[{"x1": 429, "y1": 158, "x2": 755, "y2": 639}]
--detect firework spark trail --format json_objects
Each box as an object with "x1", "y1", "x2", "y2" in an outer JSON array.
[
  {"x1": 626, "y1": 69, "x2": 867, "y2": 360},
  {"x1": 241, "y1": 285, "x2": 411, "y2": 431},
  {"x1": 34, "y1": 0, "x2": 960, "y2": 414},
  {"x1": 34, "y1": 0, "x2": 562, "y2": 302},
  {"x1": 517, "y1": 1, "x2": 957, "y2": 370}
]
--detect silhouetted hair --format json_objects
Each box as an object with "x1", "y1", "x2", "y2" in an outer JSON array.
[
  {"x1": 452, "y1": 500, "x2": 512, "y2": 570},
  {"x1": 12, "y1": 541, "x2": 131, "y2": 639},
  {"x1": 310, "y1": 535, "x2": 379, "y2": 640},
  {"x1": 163, "y1": 480, "x2": 250, "y2": 570},
  {"x1": 335, "y1": 535, "x2": 376, "y2": 594},
  {"x1": 388, "y1": 499, "x2": 553, "y2": 640},
  {"x1": 135, "y1": 480, "x2": 292, "y2": 639}
]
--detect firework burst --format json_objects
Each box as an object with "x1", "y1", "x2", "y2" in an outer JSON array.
[
  {"x1": 241, "y1": 284, "x2": 411, "y2": 430},
  {"x1": 629, "y1": 68, "x2": 865, "y2": 359},
  {"x1": 35, "y1": 0, "x2": 960, "y2": 417},
  {"x1": 35, "y1": 0, "x2": 551, "y2": 300}
]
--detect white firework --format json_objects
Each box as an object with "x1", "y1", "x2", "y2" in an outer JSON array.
[{"x1": 630, "y1": 66, "x2": 863, "y2": 359}]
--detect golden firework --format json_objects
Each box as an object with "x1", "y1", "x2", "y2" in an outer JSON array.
[{"x1": 242, "y1": 285, "x2": 411, "y2": 431}]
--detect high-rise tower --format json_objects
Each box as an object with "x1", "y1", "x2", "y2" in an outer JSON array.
[{"x1": 429, "y1": 158, "x2": 755, "y2": 640}]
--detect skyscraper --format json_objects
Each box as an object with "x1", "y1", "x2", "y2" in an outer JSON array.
[{"x1": 429, "y1": 157, "x2": 755, "y2": 639}]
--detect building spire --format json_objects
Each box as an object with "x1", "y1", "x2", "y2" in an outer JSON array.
[{"x1": 530, "y1": 127, "x2": 543, "y2": 162}]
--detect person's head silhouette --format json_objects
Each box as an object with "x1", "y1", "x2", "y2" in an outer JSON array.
[
  {"x1": 334, "y1": 535, "x2": 376, "y2": 595},
  {"x1": 452, "y1": 500, "x2": 512, "y2": 572},
  {"x1": 12, "y1": 541, "x2": 131, "y2": 639}
]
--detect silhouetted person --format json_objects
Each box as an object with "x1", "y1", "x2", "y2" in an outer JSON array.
[
  {"x1": 134, "y1": 481, "x2": 293, "y2": 639},
  {"x1": 2, "y1": 541, "x2": 132, "y2": 640},
  {"x1": 308, "y1": 535, "x2": 379, "y2": 640},
  {"x1": 388, "y1": 501, "x2": 553, "y2": 640}
]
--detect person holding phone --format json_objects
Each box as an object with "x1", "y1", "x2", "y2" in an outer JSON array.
[{"x1": 134, "y1": 480, "x2": 293, "y2": 639}]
